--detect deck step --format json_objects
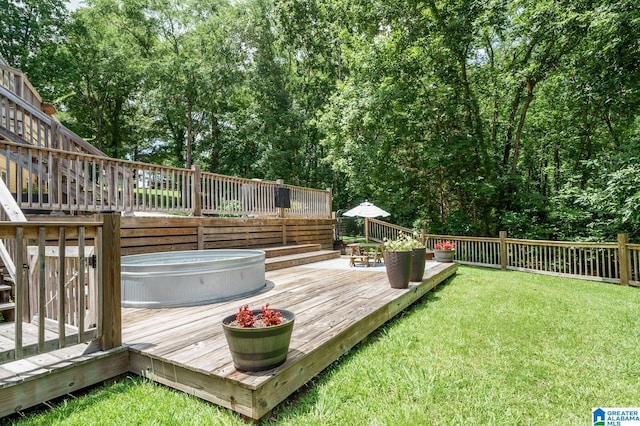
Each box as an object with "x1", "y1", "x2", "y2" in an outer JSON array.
[
  {"x1": 262, "y1": 244, "x2": 323, "y2": 259},
  {"x1": 0, "y1": 285, "x2": 11, "y2": 292},
  {"x1": 265, "y1": 250, "x2": 341, "y2": 271},
  {"x1": 0, "y1": 302, "x2": 15, "y2": 312}
]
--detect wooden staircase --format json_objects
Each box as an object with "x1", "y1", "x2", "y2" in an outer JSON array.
[
  {"x1": 263, "y1": 244, "x2": 341, "y2": 271},
  {"x1": 0, "y1": 269, "x2": 14, "y2": 323}
]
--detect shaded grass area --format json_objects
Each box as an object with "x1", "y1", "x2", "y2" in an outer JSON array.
[{"x1": 8, "y1": 266, "x2": 640, "y2": 425}]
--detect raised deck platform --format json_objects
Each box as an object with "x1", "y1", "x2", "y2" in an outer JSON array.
[
  {"x1": 122, "y1": 259, "x2": 457, "y2": 420},
  {"x1": 0, "y1": 258, "x2": 456, "y2": 420}
]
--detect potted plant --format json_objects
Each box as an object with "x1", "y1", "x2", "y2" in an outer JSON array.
[
  {"x1": 383, "y1": 234, "x2": 413, "y2": 289},
  {"x1": 222, "y1": 303, "x2": 295, "y2": 372},
  {"x1": 409, "y1": 233, "x2": 427, "y2": 282},
  {"x1": 434, "y1": 240, "x2": 456, "y2": 262}
]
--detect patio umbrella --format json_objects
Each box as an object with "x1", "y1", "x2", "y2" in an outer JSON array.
[
  {"x1": 342, "y1": 200, "x2": 390, "y2": 218},
  {"x1": 342, "y1": 200, "x2": 390, "y2": 242}
]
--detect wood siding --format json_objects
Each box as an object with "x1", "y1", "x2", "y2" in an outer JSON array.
[{"x1": 120, "y1": 216, "x2": 336, "y2": 255}]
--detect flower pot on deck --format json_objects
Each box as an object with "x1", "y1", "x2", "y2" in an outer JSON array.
[
  {"x1": 410, "y1": 247, "x2": 426, "y2": 282},
  {"x1": 384, "y1": 250, "x2": 412, "y2": 289},
  {"x1": 222, "y1": 309, "x2": 295, "y2": 372},
  {"x1": 434, "y1": 249, "x2": 455, "y2": 263}
]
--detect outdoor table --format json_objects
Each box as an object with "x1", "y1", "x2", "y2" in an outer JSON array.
[{"x1": 346, "y1": 243, "x2": 384, "y2": 266}]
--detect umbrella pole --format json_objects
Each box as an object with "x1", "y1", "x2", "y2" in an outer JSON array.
[{"x1": 365, "y1": 217, "x2": 369, "y2": 243}]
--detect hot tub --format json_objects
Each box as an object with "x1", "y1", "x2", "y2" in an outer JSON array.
[{"x1": 121, "y1": 249, "x2": 266, "y2": 308}]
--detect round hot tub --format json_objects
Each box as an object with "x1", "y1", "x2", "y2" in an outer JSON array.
[{"x1": 121, "y1": 249, "x2": 266, "y2": 308}]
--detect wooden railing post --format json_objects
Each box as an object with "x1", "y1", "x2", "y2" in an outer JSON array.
[
  {"x1": 192, "y1": 165, "x2": 202, "y2": 216},
  {"x1": 618, "y1": 233, "x2": 630, "y2": 286},
  {"x1": 499, "y1": 231, "x2": 507, "y2": 270},
  {"x1": 14, "y1": 74, "x2": 22, "y2": 98},
  {"x1": 326, "y1": 187, "x2": 332, "y2": 219},
  {"x1": 100, "y1": 212, "x2": 122, "y2": 349}
]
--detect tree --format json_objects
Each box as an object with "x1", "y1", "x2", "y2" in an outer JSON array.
[{"x1": 0, "y1": 0, "x2": 69, "y2": 100}]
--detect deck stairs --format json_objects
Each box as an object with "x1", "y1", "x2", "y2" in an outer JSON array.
[
  {"x1": 1, "y1": 63, "x2": 110, "y2": 214},
  {"x1": 0, "y1": 271, "x2": 14, "y2": 323},
  {"x1": 263, "y1": 244, "x2": 341, "y2": 271}
]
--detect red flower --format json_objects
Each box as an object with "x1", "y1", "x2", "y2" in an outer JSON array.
[
  {"x1": 235, "y1": 304, "x2": 256, "y2": 327},
  {"x1": 260, "y1": 304, "x2": 282, "y2": 326},
  {"x1": 232, "y1": 303, "x2": 284, "y2": 327},
  {"x1": 434, "y1": 240, "x2": 455, "y2": 250}
]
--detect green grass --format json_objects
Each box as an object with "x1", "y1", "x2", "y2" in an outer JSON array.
[{"x1": 8, "y1": 266, "x2": 640, "y2": 425}]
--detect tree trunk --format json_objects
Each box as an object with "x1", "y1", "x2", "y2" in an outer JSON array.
[
  {"x1": 502, "y1": 84, "x2": 524, "y2": 169},
  {"x1": 511, "y1": 79, "x2": 536, "y2": 174},
  {"x1": 186, "y1": 106, "x2": 193, "y2": 169}
]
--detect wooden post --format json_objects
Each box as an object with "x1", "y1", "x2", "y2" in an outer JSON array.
[
  {"x1": 365, "y1": 217, "x2": 369, "y2": 243},
  {"x1": 15, "y1": 74, "x2": 23, "y2": 98},
  {"x1": 15, "y1": 227, "x2": 24, "y2": 358},
  {"x1": 122, "y1": 169, "x2": 134, "y2": 216},
  {"x1": 420, "y1": 228, "x2": 426, "y2": 245},
  {"x1": 197, "y1": 225, "x2": 204, "y2": 250},
  {"x1": 326, "y1": 187, "x2": 332, "y2": 219},
  {"x1": 282, "y1": 222, "x2": 287, "y2": 246},
  {"x1": 100, "y1": 212, "x2": 122, "y2": 349},
  {"x1": 618, "y1": 233, "x2": 630, "y2": 286},
  {"x1": 191, "y1": 165, "x2": 202, "y2": 217},
  {"x1": 499, "y1": 231, "x2": 507, "y2": 270}
]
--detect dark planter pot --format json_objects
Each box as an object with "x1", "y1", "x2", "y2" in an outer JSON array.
[
  {"x1": 410, "y1": 247, "x2": 426, "y2": 282},
  {"x1": 222, "y1": 309, "x2": 295, "y2": 372},
  {"x1": 434, "y1": 249, "x2": 455, "y2": 263},
  {"x1": 384, "y1": 250, "x2": 412, "y2": 289},
  {"x1": 13, "y1": 193, "x2": 49, "y2": 204}
]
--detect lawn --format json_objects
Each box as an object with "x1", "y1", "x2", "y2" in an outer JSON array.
[{"x1": 7, "y1": 266, "x2": 640, "y2": 425}]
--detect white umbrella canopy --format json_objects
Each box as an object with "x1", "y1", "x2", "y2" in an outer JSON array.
[{"x1": 342, "y1": 200, "x2": 390, "y2": 218}]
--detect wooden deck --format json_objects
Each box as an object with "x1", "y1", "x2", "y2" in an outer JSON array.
[
  {"x1": 122, "y1": 259, "x2": 457, "y2": 420},
  {"x1": 0, "y1": 258, "x2": 456, "y2": 420}
]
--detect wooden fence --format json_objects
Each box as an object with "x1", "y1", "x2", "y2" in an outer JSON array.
[
  {"x1": 367, "y1": 218, "x2": 638, "y2": 286},
  {"x1": 0, "y1": 213, "x2": 121, "y2": 362}
]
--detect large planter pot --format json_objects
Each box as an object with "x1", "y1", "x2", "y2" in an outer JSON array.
[
  {"x1": 384, "y1": 250, "x2": 412, "y2": 289},
  {"x1": 222, "y1": 309, "x2": 295, "y2": 372},
  {"x1": 410, "y1": 247, "x2": 427, "y2": 282},
  {"x1": 434, "y1": 249, "x2": 455, "y2": 263}
]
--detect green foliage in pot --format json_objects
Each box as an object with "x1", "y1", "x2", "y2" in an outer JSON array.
[{"x1": 384, "y1": 232, "x2": 424, "y2": 251}]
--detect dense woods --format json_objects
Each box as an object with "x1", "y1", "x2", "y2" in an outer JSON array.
[{"x1": 1, "y1": 0, "x2": 638, "y2": 240}]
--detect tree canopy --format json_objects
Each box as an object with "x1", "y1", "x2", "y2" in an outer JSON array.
[{"x1": 3, "y1": 0, "x2": 639, "y2": 240}]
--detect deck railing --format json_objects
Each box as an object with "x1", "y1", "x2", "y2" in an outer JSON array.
[
  {"x1": 0, "y1": 66, "x2": 106, "y2": 157},
  {"x1": 0, "y1": 141, "x2": 332, "y2": 218},
  {"x1": 367, "y1": 219, "x2": 636, "y2": 286},
  {"x1": 0, "y1": 63, "x2": 42, "y2": 110},
  {"x1": 423, "y1": 232, "x2": 634, "y2": 285},
  {"x1": 366, "y1": 218, "x2": 413, "y2": 243},
  {"x1": 0, "y1": 214, "x2": 121, "y2": 361},
  {"x1": 0, "y1": 63, "x2": 332, "y2": 218}
]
